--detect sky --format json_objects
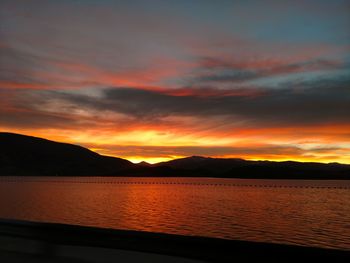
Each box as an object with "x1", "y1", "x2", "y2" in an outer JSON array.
[{"x1": 0, "y1": 0, "x2": 350, "y2": 164}]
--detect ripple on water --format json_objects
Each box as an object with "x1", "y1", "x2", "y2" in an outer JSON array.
[{"x1": 0, "y1": 177, "x2": 349, "y2": 250}]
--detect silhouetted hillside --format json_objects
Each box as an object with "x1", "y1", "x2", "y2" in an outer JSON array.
[
  {"x1": 156, "y1": 156, "x2": 247, "y2": 172},
  {"x1": 156, "y1": 156, "x2": 350, "y2": 179},
  {"x1": 0, "y1": 133, "x2": 349, "y2": 179},
  {"x1": 0, "y1": 132, "x2": 135, "y2": 176},
  {"x1": 137, "y1": 161, "x2": 153, "y2": 167}
]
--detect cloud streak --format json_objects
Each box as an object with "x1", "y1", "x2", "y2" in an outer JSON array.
[
  {"x1": 195, "y1": 57, "x2": 345, "y2": 83},
  {"x1": 39, "y1": 77, "x2": 348, "y2": 127}
]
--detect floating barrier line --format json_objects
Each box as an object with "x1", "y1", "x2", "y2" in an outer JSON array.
[{"x1": 0, "y1": 180, "x2": 349, "y2": 189}]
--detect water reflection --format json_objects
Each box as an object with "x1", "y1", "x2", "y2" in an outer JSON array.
[{"x1": 0, "y1": 177, "x2": 349, "y2": 250}]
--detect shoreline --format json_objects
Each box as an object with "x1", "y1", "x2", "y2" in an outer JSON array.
[{"x1": 0, "y1": 219, "x2": 349, "y2": 262}]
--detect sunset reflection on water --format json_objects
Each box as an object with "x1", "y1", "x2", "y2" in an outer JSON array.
[{"x1": 0, "y1": 177, "x2": 349, "y2": 250}]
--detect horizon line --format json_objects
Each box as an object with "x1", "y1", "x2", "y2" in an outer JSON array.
[{"x1": 1, "y1": 131, "x2": 349, "y2": 165}]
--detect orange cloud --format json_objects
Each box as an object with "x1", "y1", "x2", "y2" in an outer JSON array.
[
  {"x1": 2, "y1": 119, "x2": 349, "y2": 164},
  {"x1": 0, "y1": 81, "x2": 49, "y2": 89},
  {"x1": 51, "y1": 57, "x2": 194, "y2": 89}
]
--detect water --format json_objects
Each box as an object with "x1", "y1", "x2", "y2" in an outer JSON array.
[{"x1": 0, "y1": 177, "x2": 349, "y2": 250}]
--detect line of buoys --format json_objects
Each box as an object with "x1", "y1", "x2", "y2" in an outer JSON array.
[{"x1": 0, "y1": 179, "x2": 349, "y2": 189}]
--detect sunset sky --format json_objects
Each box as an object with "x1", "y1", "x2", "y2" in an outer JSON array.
[{"x1": 1, "y1": 0, "x2": 349, "y2": 164}]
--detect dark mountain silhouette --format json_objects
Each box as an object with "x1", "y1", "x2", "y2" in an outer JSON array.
[
  {"x1": 137, "y1": 161, "x2": 153, "y2": 167},
  {"x1": 156, "y1": 156, "x2": 247, "y2": 172},
  {"x1": 0, "y1": 132, "x2": 349, "y2": 179},
  {"x1": 0, "y1": 132, "x2": 135, "y2": 176},
  {"x1": 156, "y1": 156, "x2": 350, "y2": 179}
]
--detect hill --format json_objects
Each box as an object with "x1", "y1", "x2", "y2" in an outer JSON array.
[
  {"x1": 156, "y1": 156, "x2": 350, "y2": 179},
  {"x1": 0, "y1": 132, "x2": 135, "y2": 176},
  {"x1": 0, "y1": 132, "x2": 349, "y2": 179}
]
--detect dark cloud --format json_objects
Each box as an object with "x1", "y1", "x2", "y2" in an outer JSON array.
[
  {"x1": 0, "y1": 45, "x2": 45, "y2": 85},
  {"x1": 1, "y1": 75, "x2": 349, "y2": 130},
  {"x1": 55, "y1": 76, "x2": 350, "y2": 126},
  {"x1": 0, "y1": 109, "x2": 76, "y2": 129},
  {"x1": 198, "y1": 70, "x2": 258, "y2": 83},
  {"x1": 0, "y1": 45, "x2": 101, "y2": 89},
  {"x1": 195, "y1": 57, "x2": 345, "y2": 83},
  {"x1": 0, "y1": 89, "x2": 90, "y2": 129}
]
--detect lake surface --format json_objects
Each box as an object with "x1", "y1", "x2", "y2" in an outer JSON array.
[{"x1": 0, "y1": 177, "x2": 349, "y2": 250}]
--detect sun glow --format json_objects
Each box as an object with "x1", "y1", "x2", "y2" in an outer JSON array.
[
  {"x1": 2, "y1": 125, "x2": 350, "y2": 164},
  {"x1": 127, "y1": 156, "x2": 182, "y2": 164}
]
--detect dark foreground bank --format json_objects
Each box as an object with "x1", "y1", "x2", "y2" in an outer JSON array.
[{"x1": 0, "y1": 219, "x2": 349, "y2": 263}]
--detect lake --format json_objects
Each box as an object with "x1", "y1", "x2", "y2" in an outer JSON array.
[{"x1": 0, "y1": 177, "x2": 349, "y2": 250}]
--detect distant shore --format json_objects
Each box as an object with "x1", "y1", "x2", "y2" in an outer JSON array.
[{"x1": 1, "y1": 132, "x2": 349, "y2": 180}]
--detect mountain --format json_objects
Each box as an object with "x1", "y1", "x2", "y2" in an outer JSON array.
[
  {"x1": 137, "y1": 161, "x2": 153, "y2": 167},
  {"x1": 0, "y1": 132, "x2": 135, "y2": 176},
  {"x1": 156, "y1": 156, "x2": 247, "y2": 172},
  {"x1": 0, "y1": 132, "x2": 349, "y2": 179},
  {"x1": 156, "y1": 156, "x2": 350, "y2": 179}
]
